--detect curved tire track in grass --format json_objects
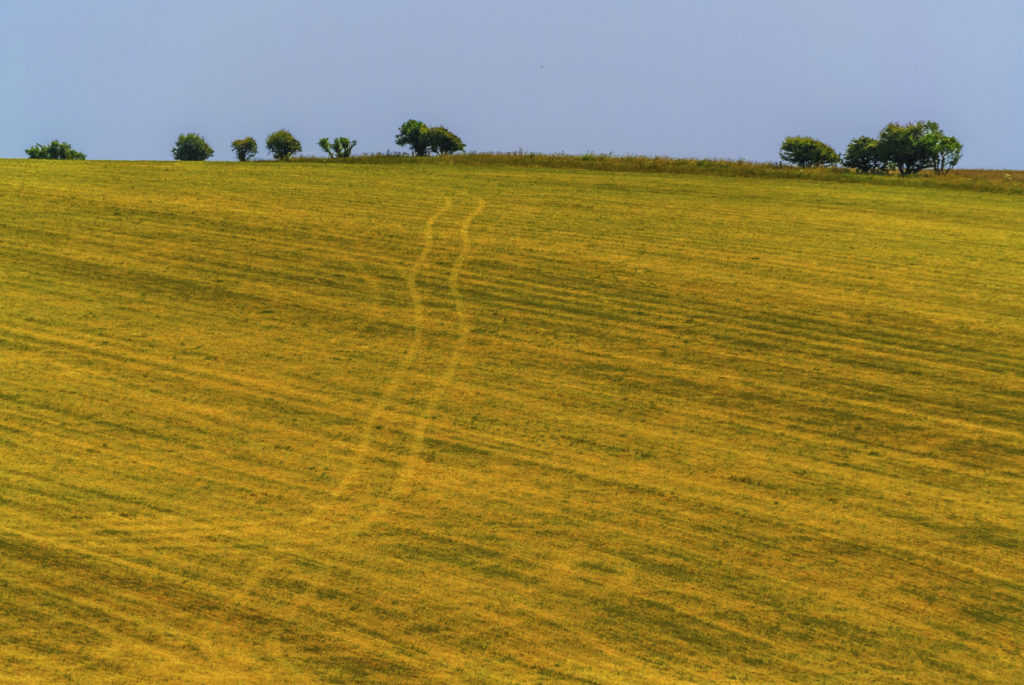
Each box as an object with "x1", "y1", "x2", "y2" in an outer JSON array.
[
  {"x1": 324, "y1": 195, "x2": 452, "y2": 503},
  {"x1": 383, "y1": 196, "x2": 486, "y2": 507},
  {"x1": 224, "y1": 196, "x2": 453, "y2": 614},
  {"x1": 225, "y1": 195, "x2": 487, "y2": 638}
]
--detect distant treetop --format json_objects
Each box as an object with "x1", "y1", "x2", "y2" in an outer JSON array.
[
  {"x1": 26, "y1": 140, "x2": 86, "y2": 160},
  {"x1": 395, "y1": 119, "x2": 465, "y2": 156},
  {"x1": 172, "y1": 133, "x2": 214, "y2": 161},
  {"x1": 782, "y1": 121, "x2": 964, "y2": 175},
  {"x1": 266, "y1": 129, "x2": 302, "y2": 160},
  {"x1": 231, "y1": 137, "x2": 258, "y2": 162},
  {"x1": 318, "y1": 137, "x2": 357, "y2": 158},
  {"x1": 842, "y1": 121, "x2": 962, "y2": 175},
  {"x1": 779, "y1": 137, "x2": 839, "y2": 167}
]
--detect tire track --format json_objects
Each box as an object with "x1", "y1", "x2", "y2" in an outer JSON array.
[
  {"x1": 312, "y1": 194, "x2": 485, "y2": 528},
  {"x1": 244, "y1": 194, "x2": 487, "y2": 654},
  {"x1": 325, "y1": 194, "x2": 453, "y2": 502},
  {"x1": 223, "y1": 196, "x2": 452, "y2": 613},
  {"x1": 384, "y1": 196, "x2": 486, "y2": 506}
]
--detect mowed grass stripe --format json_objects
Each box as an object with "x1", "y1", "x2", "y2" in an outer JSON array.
[{"x1": 1, "y1": 160, "x2": 1022, "y2": 682}]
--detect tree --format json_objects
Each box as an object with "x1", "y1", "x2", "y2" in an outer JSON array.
[
  {"x1": 231, "y1": 137, "x2": 258, "y2": 161},
  {"x1": 843, "y1": 136, "x2": 887, "y2": 173},
  {"x1": 779, "y1": 136, "x2": 840, "y2": 167},
  {"x1": 395, "y1": 119, "x2": 429, "y2": 156},
  {"x1": 25, "y1": 140, "x2": 86, "y2": 160},
  {"x1": 926, "y1": 131, "x2": 963, "y2": 174},
  {"x1": 318, "y1": 136, "x2": 357, "y2": 158},
  {"x1": 875, "y1": 121, "x2": 956, "y2": 175},
  {"x1": 172, "y1": 133, "x2": 214, "y2": 161},
  {"x1": 843, "y1": 122, "x2": 962, "y2": 175},
  {"x1": 425, "y1": 127, "x2": 465, "y2": 155},
  {"x1": 396, "y1": 120, "x2": 465, "y2": 156},
  {"x1": 266, "y1": 129, "x2": 302, "y2": 160}
]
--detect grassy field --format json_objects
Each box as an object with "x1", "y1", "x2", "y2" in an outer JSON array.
[{"x1": 0, "y1": 158, "x2": 1022, "y2": 683}]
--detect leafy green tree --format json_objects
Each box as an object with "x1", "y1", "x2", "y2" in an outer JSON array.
[
  {"x1": 231, "y1": 137, "x2": 258, "y2": 161},
  {"x1": 396, "y1": 120, "x2": 465, "y2": 156},
  {"x1": 395, "y1": 119, "x2": 429, "y2": 156},
  {"x1": 266, "y1": 129, "x2": 302, "y2": 160},
  {"x1": 172, "y1": 133, "x2": 214, "y2": 161},
  {"x1": 843, "y1": 136, "x2": 887, "y2": 173},
  {"x1": 334, "y1": 137, "x2": 356, "y2": 158},
  {"x1": 25, "y1": 140, "x2": 86, "y2": 160},
  {"x1": 779, "y1": 136, "x2": 840, "y2": 167},
  {"x1": 925, "y1": 130, "x2": 962, "y2": 174},
  {"x1": 875, "y1": 121, "x2": 960, "y2": 175},
  {"x1": 425, "y1": 127, "x2": 465, "y2": 155},
  {"x1": 844, "y1": 122, "x2": 962, "y2": 175},
  {"x1": 318, "y1": 136, "x2": 357, "y2": 158}
]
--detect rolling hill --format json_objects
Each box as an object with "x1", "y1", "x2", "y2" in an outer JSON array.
[{"x1": 1, "y1": 159, "x2": 1022, "y2": 683}]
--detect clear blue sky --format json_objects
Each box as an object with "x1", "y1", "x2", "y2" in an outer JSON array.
[{"x1": 2, "y1": 0, "x2": 1021, "y2": 167}]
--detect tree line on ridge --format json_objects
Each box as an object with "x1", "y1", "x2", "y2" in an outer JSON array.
[
  {"x1": 21, "y1": 119, "x2": 465, "y2": 162},
  {"x1": 780, "y1": 121, "x2": 962, "y2": 174}
]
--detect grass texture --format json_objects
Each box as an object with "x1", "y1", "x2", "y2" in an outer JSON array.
[{"x1": 0, "y1": 159, "x2": 1022, "y2": 683}]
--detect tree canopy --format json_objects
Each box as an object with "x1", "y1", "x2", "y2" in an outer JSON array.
[
  {"x1": 425, "y1": 127, "x2": 465, "y2": 155},
  {"x1": 876, "y1": 122, "x2": 934, "y2": 175},
  {"x1": 876, "y1": 121, "x2": 962, "y2": 175},
  {"x1": 266, "y1": 129, "x2": 302, "y2": 160},
  {"x1": 842, "y1": 136, "x2": 887, "y2": 174},
  {"x1": 318, "y1": 137, "x2": 357, "y2": 158},
  {"x1": 842, "y1": 121, "x2": 963, "y2": 175},
  {"x1": 779, "y1": 137, "x2": 840, "y2": 167},
  {"x1": 231, "y1": 137, "x2": 258, "y2": 161},
  {"x1": 396, "y1": 120, "x2": 466, "y2": 156},
  {"x1": 172, "y1": 133, "x2": 213, "y2": 161},
  {"x1": 395, "y1": 119, "x2": 430, "y2": 156},
  {"x1": 25, "y1": 140, "x2": 86, "y2": 160}
]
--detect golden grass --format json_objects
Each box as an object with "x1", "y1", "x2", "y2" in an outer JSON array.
[
  {"x1": 303, "y1": 152, "x2": 1024, "y2": 196},
  {"x1": 1, "y1": 159, "x2": 1022, "y2": 683}
]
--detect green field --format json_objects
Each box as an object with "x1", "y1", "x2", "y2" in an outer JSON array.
[{"x1": 1, "y1": 159, "x2": 1022, "y2": 683}]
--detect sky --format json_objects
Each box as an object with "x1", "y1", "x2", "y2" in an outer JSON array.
[{"x1": 1, "y1": 0, "x2": 1022, "y2": 167}]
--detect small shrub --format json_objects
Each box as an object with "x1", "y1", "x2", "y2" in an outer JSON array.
[{"x1": 779, "y1": 137, "x2": 840, "y2": 167}]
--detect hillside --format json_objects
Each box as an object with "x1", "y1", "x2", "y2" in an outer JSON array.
[{"x1": 1, "y1": 159, "x2": 1022, "y2": 683}]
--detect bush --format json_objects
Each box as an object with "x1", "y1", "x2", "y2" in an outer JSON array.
[
  {"x1": 779, "y1": 136, "x2": 840, "y2": 167},
  {"x1": 843, "y1": 136, "x2": 888, "y2": 173},
  {"x1": 425, "y1": 127, "x2": 465, "y2": 155},
  {"x1": 231, "y1": 137, "x2": 258, "y2": 161},
  {"x1": 266, "y1": 129, "x2": 302, "y2": 160},
  {"x1": 318, "y1": 137, "x2": 357, "y2": 158},
  {"x1": 25, "y1": 140, "x2": 86, "y2": 160},
  {"x1": 172, "y1": 133, "x2": 214, "y2": 161}
]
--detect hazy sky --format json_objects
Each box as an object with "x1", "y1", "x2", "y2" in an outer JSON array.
[{"x1": 2, "y1": 0, "x2": 1021, "y2": 167}]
